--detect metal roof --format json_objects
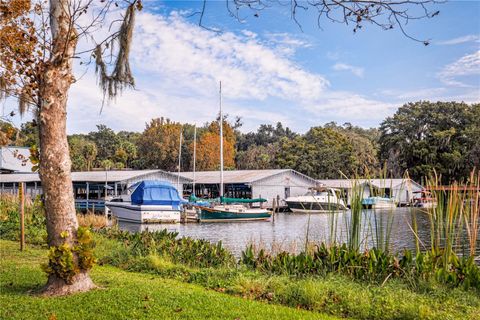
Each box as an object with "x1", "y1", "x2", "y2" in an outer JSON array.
[
  {"x1": 318, "y1": 178, "x2": 422, "y2": 189},
  {"x1": 1, "y1": 169, "x2": 191, "y2": 184},
  {"x1": 0, "y1": 147, "x2": 33, "y2": 173},
  {"x1": 178, "y1": 169, "x2": 314, "y2": 184}
]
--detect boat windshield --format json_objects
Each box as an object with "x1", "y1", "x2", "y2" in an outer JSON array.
[{"x1": 304, "y1": 190, "x2": 330, "y2": 197}]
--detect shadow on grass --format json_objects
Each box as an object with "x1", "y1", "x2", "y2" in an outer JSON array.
[{"x1": 0, "y1": 281, "x2": 44, "y2": 295}]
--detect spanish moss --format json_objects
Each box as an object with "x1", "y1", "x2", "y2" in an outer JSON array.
[{"x1": 95, "y1": 4, "x2": 136, "y2": 104}]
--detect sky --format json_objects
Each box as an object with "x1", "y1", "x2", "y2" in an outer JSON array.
[{"x1": 3, "y1": 0, "x2": 480, "y2": 133}]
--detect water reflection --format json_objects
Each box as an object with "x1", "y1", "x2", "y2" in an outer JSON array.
[{"x1": 117, "y1": 207, "x2": 472, "y2": 256}]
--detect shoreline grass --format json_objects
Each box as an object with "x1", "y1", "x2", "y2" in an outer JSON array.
[
  {"x1": 0, "y1": 240, "x2": 336, "y2": 320},
  {"x1": 2, "y1": 239, "x2": 479, "y2": 319}
]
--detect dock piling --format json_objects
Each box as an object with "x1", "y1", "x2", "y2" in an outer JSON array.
[{"x1": 19, "y1": 182, "x2": 25, "y2": 251}]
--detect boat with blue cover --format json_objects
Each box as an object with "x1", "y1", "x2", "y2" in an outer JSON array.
[{"x1": 106, "y1": 180, "x2": 184, "y2": 223}]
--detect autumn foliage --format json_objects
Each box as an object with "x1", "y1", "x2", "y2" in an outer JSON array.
[
  {"x1": 0, "y1": 0, "x2": 43, "y2": 111},
  {"x1": 195, "y1": 120, "x2": 235, "y2": 171}
]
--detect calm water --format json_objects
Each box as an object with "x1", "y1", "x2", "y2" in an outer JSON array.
[{"x1": 117, "y1": 208, "x2": 476, "y2": 256}]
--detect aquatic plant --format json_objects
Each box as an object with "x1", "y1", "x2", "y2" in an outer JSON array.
[
  {"x1": 408, "y1": 169, "x2": 480, "y2": 283},
  {"x1": 241, "y1": 242, "x2": 480, "y2": 290},
  {"x1": 98, "y1": 227, "x2": 236, "y2": 268}
]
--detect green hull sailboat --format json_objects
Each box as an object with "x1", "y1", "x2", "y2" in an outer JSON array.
[
  {"x1": 196, "y1": 82, "x2": 271, "y2": 222},
  {"x1": 197, "y1": 197, "x2": 271, "y2": 222}
]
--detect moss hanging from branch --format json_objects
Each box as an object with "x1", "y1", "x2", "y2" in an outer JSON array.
[
  {"x1": 95, "y1": 4, "x2": 136, "y2": 102},
  {"x1": 18, "y1": 89, "x2": 29, "y2": 116},
  {"x1": 0, "y1": 75, "x2": 6, "y2": 101}
]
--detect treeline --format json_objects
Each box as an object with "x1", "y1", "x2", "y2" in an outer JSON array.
[{"x1": 2, "y1": 101, "x2": 478, "y2": 183}]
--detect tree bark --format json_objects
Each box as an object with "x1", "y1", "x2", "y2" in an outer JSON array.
[{"x1": 38, "y1": 0, "x2": 95, "y2": 296}]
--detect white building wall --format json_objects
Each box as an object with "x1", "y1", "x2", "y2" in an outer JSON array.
[
  {"x1": 251, "y1": 171, "x2": 316, "y2": 207},
  {"x1": 392, "y1": 181, "x2": 423, "y2": 204},
  {"x1": 0, "y1": 147, "x2": 33, "y2": 173}
]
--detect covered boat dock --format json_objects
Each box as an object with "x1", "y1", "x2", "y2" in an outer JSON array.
[
  {"x1": 179, "y1": 169, "x2": 318, "y2": 208},
  {"x1": 0, "y1": 170, "x2": 191, "y2": 211},
  {"x1": 317, "y1": 178, "x2": 423, "y2": 206}
]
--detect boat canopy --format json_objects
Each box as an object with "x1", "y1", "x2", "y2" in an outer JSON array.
[
  {"x1": 131, "y1": 180, "x2": 183, "y2": 205},
  {"x1": 187, "y1": 194, "x2": 211, "y2": 206},
  {"x1": 220, "y1": 197, "x2": 267, "y2": 204}
]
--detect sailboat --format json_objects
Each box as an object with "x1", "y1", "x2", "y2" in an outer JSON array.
[{"x1": 196, "y1": 82, "x2": 271, "y2": 222}]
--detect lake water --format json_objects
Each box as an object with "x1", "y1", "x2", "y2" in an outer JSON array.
[{"x1": 117, "y1": 207, "x2": 476, "y2": 256}]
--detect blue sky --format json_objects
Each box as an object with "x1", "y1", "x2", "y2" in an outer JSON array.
[{"x1": 4, "y1": 0, "x2": 480, "y2": 133}]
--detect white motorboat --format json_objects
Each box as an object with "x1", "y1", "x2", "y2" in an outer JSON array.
[
  {"x1": 106, "y1": 180, "x2": 182, "y2": 223},
  {"x1": 413, "y1": 190, "x2": 437, "y2": 209},
  {"x1": 362, "y1": 196, "x2": 397, "y2": 209},
  {"x1": 285, "y1": 187, "x2": 347, "y2": 213}
]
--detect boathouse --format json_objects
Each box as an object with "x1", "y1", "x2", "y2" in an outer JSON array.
[
  {"x1": 318, "y1": 178, "x2": 423, "y2": 206},
  {"x1": 0, "y1": 170, "x2": 191, "y2": 210},
  {"x1": 179, "y1": 169, "x2": 317, "y2": 207}
]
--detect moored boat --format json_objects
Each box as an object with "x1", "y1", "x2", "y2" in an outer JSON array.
[
  {"x1": 106, "y1": 180, "x2": 183, "y2": 223},
  {"x1": 285, "y1": 187, "x2": 347, "y2": 213},
  {"x1": 195, "y1": 82, "x2": 271, "y2": 223},
  {"x1": 362, "y1": 196, "x2": 397, "y2": 209},
  {"x1": 413, "y1": 190, "x2": 437, "y2": 209},
  {"x1": 197, "y1": 197, "x2": 271, "y2": 222}
]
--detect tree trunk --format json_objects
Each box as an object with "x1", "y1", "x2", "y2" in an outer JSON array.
[{"x1": 38, "y1": 0, "x2": 95, "y2": 296}]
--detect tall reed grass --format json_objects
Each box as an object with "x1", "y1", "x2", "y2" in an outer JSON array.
[{"x1": 411, "y1": 170, "x2": 479, "y2": 261}]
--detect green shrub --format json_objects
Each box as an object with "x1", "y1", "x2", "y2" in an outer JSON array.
[{"x1": 0, "y1": 195, "x2": 46, "y2": 245}]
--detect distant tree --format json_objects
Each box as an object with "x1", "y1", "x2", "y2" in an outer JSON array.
[
  {"x1": 236, "y1": 122, "x2": 296, "y2": 151},
  {"x1": 117, "y1": 131, "x2": 141, "y2": 144},
  {"x1": 137, "y1": 118, "x2": 182, "y2": 171},
  {"x1": 100, "y1": 159, "x2": 114, "y2": 170},
  {"x1": 379, "y1": 101, "x2": 479, "y2": 182},
  {"x1": 18, "y1": 121, "x2": 39, "y2": 147},
  {"x1": 324, "y1": 122, "x2": 380, "y2": 176},
  {"x1": 275, "y1": 127, "x2": 358, "y2": 178},
  {"x1": 87, "y1": 125, "x2": 120, "y2": 163},
  {"x1": 114, "y1": 141, "x2": 137, "y2": 168},
  {"x1": 275, "y1": 135, "x2": 314, "y2": 176},
  {"x1": 196, "y1": 120, "x2": 236, "y2": 171},
  {"x1": 0, "y1": 120, "x2": 18, "y2": 145},
  {"x1": 236, "y1": 144, "x2": 279, "y2": 170},
  {"x1": 68, "y1": 136, "x2": 97, "y2": 171}
]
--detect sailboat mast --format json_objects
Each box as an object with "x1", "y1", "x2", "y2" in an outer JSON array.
[
  {"x1": 219, "y1": 81, "x2": 224, "y2": 198},
  {"x1": 177, "y1": 127, "x2": 183, "y2": 190},
  {"x1": 192, "y1": 125, "x2": 197, "y2": 196}
]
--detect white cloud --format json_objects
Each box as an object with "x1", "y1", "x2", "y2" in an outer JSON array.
[
  {"x1": 131, "y1": 12, "x2": 328, "y2": 102},
  {"x1": 438, "y1": 50, "x2": 480, "y2": 87},
  {"x1": 63, "y1": 9, "x2": 331, "y2": 133},
  {"x1": 332, "y1": 63, "x2": 365, "y2": 78},
  {"x1": 306, "y1": 91, "x2": 395, "y2": 124},
  {"x1": 263, "y1": 32, "x2": 312, "y2": 56},
  {"x1": 436, "y1": 35, "x2": 480, "y2": 45},
  {"x1": 378, "y1": 88, "x2": 447, "y2": 100}
]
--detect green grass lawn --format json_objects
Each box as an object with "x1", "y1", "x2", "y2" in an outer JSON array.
[{"x1": 0, "y1": 241, "x2": 336, "y2": 320}]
